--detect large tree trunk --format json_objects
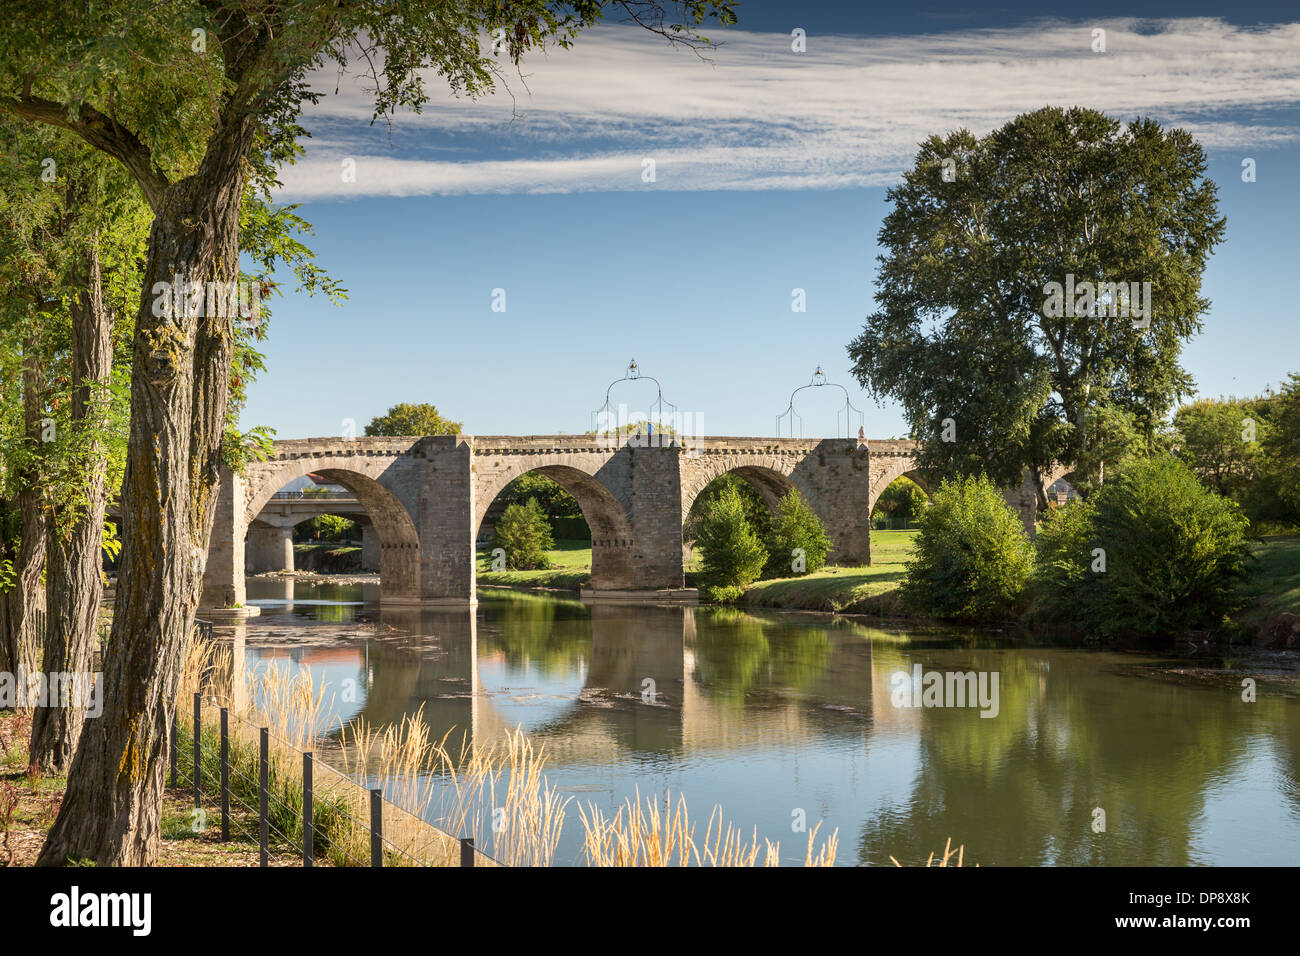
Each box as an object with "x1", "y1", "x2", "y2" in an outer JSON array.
[
  {"x1": 37, "y1": 137, "x2": 248, "y2": 865},
  {"x1": 30, "y1": 247, "x2": 113, "y2": 773},
  {"x1": 0, "y1": 338, "x2": 47, "y2": 709}
]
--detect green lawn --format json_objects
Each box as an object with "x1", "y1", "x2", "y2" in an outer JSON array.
[
  {"x1": 1237, "y1": 534, "x2": 1300, "y2": 628},
  {"x1": 740, "y1": 530, "x2": 916, "y2": 614},
  {"x1": 474, "y1": 531, "x2": 919, "y2": 609},
  {"x1": 476, "y1": 538, "x2": 593, "y2": 589}
]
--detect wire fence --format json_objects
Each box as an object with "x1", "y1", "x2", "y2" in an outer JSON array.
[
  {"x1": 171, "y1": 693, "x2": 500, "y2": 867},
  {"x1": 175, "y1": 620, "x2": 502, "y2": 867}
]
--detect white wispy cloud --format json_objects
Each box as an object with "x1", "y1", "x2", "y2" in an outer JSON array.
[{"x1": 278, "y1": 17, "x2": 1300, "y2": 199}]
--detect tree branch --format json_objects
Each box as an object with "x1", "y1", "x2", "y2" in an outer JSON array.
[{"x1": 0, "y1": 93, "x2": 170, "y2": 212}]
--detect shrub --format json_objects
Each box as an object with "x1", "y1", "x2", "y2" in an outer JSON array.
[
  {"x1": 685, "y1": 473, "x2": 771, "y2": 545},
  {"x1": 901, "y1": 473, "x2": 1034, "y2": 621},
  {"x1": 491, "y1": 499, "x2": 554, "y2": 570},
  {"x1": 696, "y1": 484, "x2": 768, "y2": 600},
  {"x1": 763, "y1": 490, "x2": 832, "y2": 578},
  {"x1": 1033, "y1": 455, "x2": 1251, "y2": 640},
  {"x1": 1028, "y1": 499, "x2": 1097, "y2": 627}
]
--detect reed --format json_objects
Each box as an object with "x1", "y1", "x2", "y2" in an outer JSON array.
[
  {"x1": 889, "y1": 838, "x2": 974, "y2": 867},
  {"x1": 578, "y1": 789, "x2": 838, "y2": 867},
  {"x1": 340, "y1": 710, "x2": 569, "y2": 866},
  {"x1": 181, "y1": 639, "x2": 566, "y2": 866},
  {"x1": 181, "y1": 638, "x2": 841, "y2": 868}
]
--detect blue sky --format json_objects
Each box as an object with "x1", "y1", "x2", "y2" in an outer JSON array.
[{"x1": 244, "y1": 1, "x2": 1300, "y2": 440}]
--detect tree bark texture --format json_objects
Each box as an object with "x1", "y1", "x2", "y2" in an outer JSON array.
[{"x1": 30, "y1": 246, "x2": 113, "y2": 773}]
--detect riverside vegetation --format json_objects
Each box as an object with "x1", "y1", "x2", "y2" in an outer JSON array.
[
  {"x1": 477, "y1": 452, "x2": 1298, "y2": 648},
  {"x1": 163, "y1": 639, "x2": 845, "y2": 867}
]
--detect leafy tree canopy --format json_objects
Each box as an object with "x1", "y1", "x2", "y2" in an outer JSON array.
[
  {"x1": 364, "y1": 402, "x2": 462, "y2": 436},
  {"x1": 848, "y1": 106, "x2": 1225, "y2": 499}
]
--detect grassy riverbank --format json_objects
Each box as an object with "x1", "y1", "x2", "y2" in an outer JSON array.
[
  {"x1": 739, "y1": 531, "x2": 915, "y2": 614},
  {"x1": 476, "y1": 538, "x2": 601, "y2": 590},
  {"x1": 0, "y1": 710, "x2": 304, "y2": 866},
  {"x1": 474, "y1": 531, "x2": 918, "y2": 610},
  {"x1": 1237, "y1": 535, "x2": 1300, "y2": 631},
  {"x1": 474, "y1": 530, "x2": 1300, "y2": 640}
]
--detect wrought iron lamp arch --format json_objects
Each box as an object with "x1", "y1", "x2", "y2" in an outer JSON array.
[
  {"x1": 590, "y1": 359, "x2": 679, "y2": 443},
  {"x1": 775, "y1": 366, "x2": 864, "y2": 439}
]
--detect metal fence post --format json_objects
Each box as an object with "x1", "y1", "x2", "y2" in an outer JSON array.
[
  {"x1": 303, "y1": 752, "x2": 313, "y2": 868},
  {"x1": 192, "y1": 693, "x2": 201, "y2": 808},
  {"x1": 219, "y1": 707, "x2": 230, "y2": 842},
  {"x1": 259, "y1": 728, "x2": 269, "y2": 867},
  {"x1": 370, "y1": 788, "x2": 383, "y2": 867},
  {"x1": 460, "y1": 837, "x2": 475, "y2": 868}
]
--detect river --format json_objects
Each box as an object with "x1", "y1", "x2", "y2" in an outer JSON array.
[{"x1": 228, "y1": 577, "x2": 1300, "y2": 866}]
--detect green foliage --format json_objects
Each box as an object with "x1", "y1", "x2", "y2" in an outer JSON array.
[
  {"x1": 100, "y1": 519, "x2": 122, "y2": 563},
  {"x1": 901, "y1": 474, "x2": 1034, "y2": 621},
  {"x1": 872, "y1": 476, "x2": 928, "y2": 528},
  {"x1": 1170, "y1": 383, "x2": 1299, "y2": 531},
  {"x1": 221, "y1": 424, "x2": 276, "y2": 475},
  {"x1": 1173, "y1": 397, "x2": 1262, "y2": 501},
  {"x1": 695, "y1": 484, "x2": 768, "y2": 600},
  {"x1": 763, "y1": 490, "x2": 831, "y2": 578},
  {"x1": 1031, "y1": 456, "x2": 1252, "y2": 639},
  {"x1": 849, "y1": 106, "x2": 1225, "y2": 492},
  {"x1": 1258, "y1": 374, "x2": 1300, "y2": 524},
  {"x1": 492, "y1": 499, "x2": 554, "y2": 570},
  {"x1": 686, "y1": 473, "x2": 770, "y2": 544},
  {"x1": 1029, "y1": 499, "x2": 1098, "y2": 627},
  {"x1": 365, "y1": 403, "x2": 461, "y2": 437},
  {"x1": 297, "y1": 514, "x2": 357, "y2": 543}
]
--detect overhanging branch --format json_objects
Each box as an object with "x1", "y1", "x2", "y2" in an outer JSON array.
[{"x1": 0, "y1": 93, "x2": 171, "y2": 212}]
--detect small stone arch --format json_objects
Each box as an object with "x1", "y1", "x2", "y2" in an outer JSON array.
[
  {"x1": 868, "y1": 471, "x2": 933, "y2": 535},
  {"x1": 474, "y1": 464, "x2": 636, "y2": 590},
  {"x1": 867, "y1": 452, "x2": 932, "y2": 510}
]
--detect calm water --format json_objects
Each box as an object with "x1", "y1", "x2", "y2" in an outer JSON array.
[{"x1": 233, "y1": 578, "x2": 1300, "y2": 866}]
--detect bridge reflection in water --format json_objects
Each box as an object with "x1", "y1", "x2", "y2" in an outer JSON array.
[
  {"x1": 223, "y1": 586, "x2": 899, "y2": 768},
  {"x1": 212, "y1": 579, "x2": 1300, "y2": 867}
]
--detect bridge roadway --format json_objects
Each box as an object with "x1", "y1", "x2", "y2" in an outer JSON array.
[{"x1": 201, "y1": 434, "x2": 1066, "y2": 612}]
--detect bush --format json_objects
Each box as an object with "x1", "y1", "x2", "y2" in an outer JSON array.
[
  {"x1": 491, "y1": 499, "x2": 554, "y2": 570},
  {"x1": 685, "y1": 473, "x2": 771, "y2": 545},
  {"x1": 696, "y1": 484, "x2": 768, "y2": 600},
  {"x1": 1032, "y1": 455, "x2": 1251, "y2": 639},
  {"x1": 763, "y1": 490, "x2": 832, "y2": 578},
  {"x1": 1029, "y1": 499, "x2": 1097, "y2": 627},
  {"x1": 901, "y1": 473, "x2": 1034, "y2": 621}
]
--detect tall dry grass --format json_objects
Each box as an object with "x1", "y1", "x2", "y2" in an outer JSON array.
[
  {"x1": 340, "y1": 709, "x2": 569, "y2": 866},
  {"x1": 181, "y1": 639, "x2": 565, "y2": 866},
  {"x1": 182, "y1": 639, "x2": 848, "y2": 868},
  {"x1": 889, "y1": 838, "x2": 975, "y2": 867},
  {"x1": 578, "y1": 789, "x2": 839, "y2": 867}
]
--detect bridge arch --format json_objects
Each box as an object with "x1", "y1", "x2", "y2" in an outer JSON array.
[
  {"x1": 474, "y1": 464, "x2": 636, "y2": 590},
  {"x1": 680, "y1": 456, "x2": 807, "y2": 521},
  {"x1": 244, "y1": 458, "x2": 420, "y2": 601}
]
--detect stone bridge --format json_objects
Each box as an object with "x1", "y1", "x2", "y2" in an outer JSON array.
[
  {"x1": 244, "y1": 492, "x2": 379, "y2": 573},
  {"x1": 200, "y1": 435, "x2": 1065, "y2": 610}
]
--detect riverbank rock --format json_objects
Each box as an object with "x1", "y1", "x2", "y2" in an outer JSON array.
[{"x1": 1255, "y1": 611, "x2": 1300, "y2": 649}]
